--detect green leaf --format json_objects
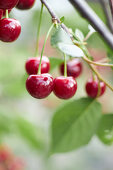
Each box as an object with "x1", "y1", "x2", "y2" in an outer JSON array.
[
  {"x1": 16, "y1": 117, "x2": 45, "y2": 150},
  {"x1": 75, "y1": 29, "x2": 84, "y2": 41},
  {"x1": 97, "y1": 114, "x2": 113, "y2": 145},
  {"x1": 57, "y1": 42, "x2": 84, "y2": 57},
  {"x1": 60, "y1": 16, "x2": 65, "y2": 23},
  {"x1": 51, "y1": 98, "x2": 102, "y2": 153},
  {"x1": 49, "y1": 57, "x2": 63, "y2": 71},
  {"x1": 51, "y1": 26, "x2": 72, "y2": 47}
]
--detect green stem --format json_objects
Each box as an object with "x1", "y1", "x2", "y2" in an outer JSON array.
[
  {"x1": 35, "y1": 4, "x2": 44, "y2": 57},
  {"x1": 5, "y1": 10, "x2": 9, "y2": 18},
  {"x1": 64, "y1": 53, "x2": 67, "y2": 77},
  {"x1": 38, "y1": 23, "x2": 54, "y2": 74}
]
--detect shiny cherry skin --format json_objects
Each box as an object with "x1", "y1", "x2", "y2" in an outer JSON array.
[
  {"x1": 0, "y1": 10, "x2": 3, "y2": 19},
  {"x1": 26, "y1": 74, "x2": 54, "y2": 99},
  {"x1": 53, "y1": 76, "x2": 77, "y2": 99},
  {"x1": 0, "y1": 18, "x2": 21, "y2": 42},
  {"x1": 86, "y1": 78, "x2": 106, "y2": 98},
  {"x1": 25, "y1": 56, "x2": 50, "y2": 75},
  {"x1": 0, "y1": 0, "x2": 19, "y2": 9},
  {"x1": 16, "y1": 0, "x2": 35, "y2": 10},
  {"x1": 60, "y1": 58, "x2": 82, "y2": 78}
]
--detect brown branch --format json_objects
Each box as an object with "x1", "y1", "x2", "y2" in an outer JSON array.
[
  {"x1": 68, "y1": 0, "x2": 113, "y2": 49},
  {"x1": 109, "y1": 0, "x2": 113, "y2": 19},
  {"x1": 99, "y1": 0, "x2": 113, "y2": 33},
  {"x1": 40, "y1": 0, "x2": 72, "y2": 40}
]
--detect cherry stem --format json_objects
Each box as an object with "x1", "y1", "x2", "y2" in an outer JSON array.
[
  {"x1": 35, "y1": 3, "x2": 44, "y2": 57},
  {"x1": 5, "y1": 10, "x2": 9, "y2": 18},
  {"x1": 96, "y1": 79, "x2": 101, "y2": 98},
  {"x1": 83, "y1": 56, "x2": 113, "y2": 67},
  {"x1": 38, "y1": 23, "x2": 54, "y2": 74},
  {"x1": 64, "y1": 53, "x2": 67, "y2": 77}
]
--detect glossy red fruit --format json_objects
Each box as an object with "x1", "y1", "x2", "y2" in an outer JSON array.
[
  {"x1": 0, "y1": 0, "x2": 19, "y2": 9},
  {"x1": 53, "y1": 76, "x2": 77, "y2": 99},
  {"x1": 86, "y1": 78, "x2": 106, "y2": 98},
  {"x1": 26, "y1": 74, "x2": 54, "y2": 99},
  {"x1": 0, "y1": 10, "x2": 3, "y2": 19},
  {"x1": 25, "y1": 56, "x2": 50, "y2": 75},
  {"x1": 60, "y1": 58, "x2": 82, "y2": 78},
  {"x1": 16, "y1": 0, "x2": 35, "y2": 10},
  {"x1": 0, "y1": 18, "x2": 21, "y2": 42}
]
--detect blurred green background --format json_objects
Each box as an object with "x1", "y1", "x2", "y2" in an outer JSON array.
[{"x1": 0, "y1": 0, "x2": 113, "y2": 169}]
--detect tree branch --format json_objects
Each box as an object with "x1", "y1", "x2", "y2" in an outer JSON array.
[
  {"x1": 109, "y1": 0, "x2": 113, "y2": 19},
  {"x1": 99, "y1": 0, "x2": 113, "y2": 33},
  {"x1": 68, "y1": 0, "x2": 113, "y2": 49}
]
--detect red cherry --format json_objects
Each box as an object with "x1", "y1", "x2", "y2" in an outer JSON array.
[
  {"x1": 25, "y1": 56, "x2": 50, "y2": 75},
  {"x1": 16, "y1": 0, "x2": 35, "y2": 10},
  {"x1": 86, "y1": 78, "x2": 106, "y2": 98},
  {"x1": 0, "y1": 10, "x2": 3, "y2": 19},
  {"x1": 60, "y1": 58, "x2": 82, "y2": 78},
  {"x1": 53, "y1": 76, "x2": 77, "y2": 99},
  {"x1": 0, "y1": 0, "x2": 19, "y2": 9},
  {"x1": 0, "y1": 18, "x2": 21, "y2": 42},
  {"x1": 26, "y1": 74, "x2": 54, "y2": 99}
]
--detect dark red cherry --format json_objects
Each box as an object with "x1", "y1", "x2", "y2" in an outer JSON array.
[
  {"x1": 60, "y1": 58, "x2": 82, "y2": 78},
  {"x1": 0, "y1": 0, "x2": 19, "y2": 9},
  {"x1": 0, "y1": 10, "x2": 3, "y2": 19},
  {"x1": 0, "y1": 18, "x2": 21, "y2": 42},
  {"x1": 25, "y1": 56, "x2": 50, "y2": 75},
  {"x1": 26, "y1": 74, "x2": 54, "y2": 99},
  {"x1": 16, "y1": 0, "x2": 35, "y2": 10},
  {"x1": 53, "y1": 76, "x2": 77, "y2": 99},
  {"x1": 85, "y1": 78, "x2": 106, "y2": 98}
]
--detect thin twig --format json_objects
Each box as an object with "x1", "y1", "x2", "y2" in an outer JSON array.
[{"x1": 83, "y1": 56, "x2": 113, "y2": 67}]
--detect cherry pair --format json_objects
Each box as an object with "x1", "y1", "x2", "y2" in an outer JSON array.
[
  {"x1": 26, "y1": 74, "x2": 77, "y2": 100},
  {"x1": 0, "y1": 1, "x2": 21, "y2": 42},
  {"x1": 0, "y1": 0, "x2": 35, "y2": 43},
  {"x1": 0, "y1": 0, "x2": 35, "y2": 10},
  {"x1": 25, "y1": 57, "x2": 78, "y2": 99}
]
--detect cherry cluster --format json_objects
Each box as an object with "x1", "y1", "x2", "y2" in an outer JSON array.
[
  {"x1": 0, "y1": 145, "x2": 24, "y2": 170},
  {"x1": 0, "y1": 0, "x2": 35, "y2": 42},
  {"x1": 0, "y1": 0, "x2": 106, "y2": 100},
  {"x1": 25, "y1": 57, "x2": 106, "y2": 100}
]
